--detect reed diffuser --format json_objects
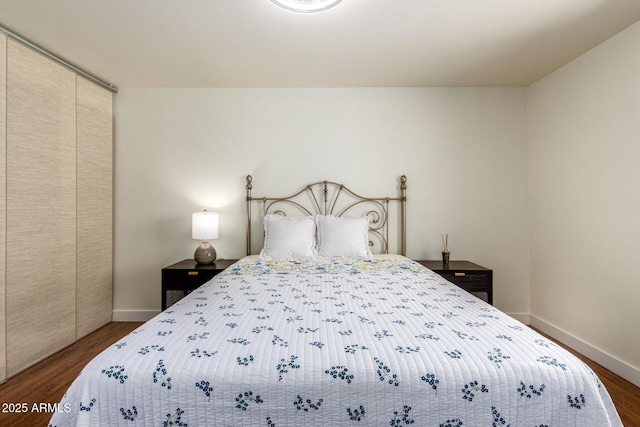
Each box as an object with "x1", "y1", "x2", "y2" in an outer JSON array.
[{"x1": 441, "y1": 233, "x2": 450, "y2": 266}]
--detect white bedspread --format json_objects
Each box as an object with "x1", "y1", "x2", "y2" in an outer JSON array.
[{"x1": 50, "y1": 258, "x2": 622, "y2": 426}]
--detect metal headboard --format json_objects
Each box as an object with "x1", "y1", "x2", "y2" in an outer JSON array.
[{"x1": 246, "y1": 175, "x2": 407, "y2": 256}]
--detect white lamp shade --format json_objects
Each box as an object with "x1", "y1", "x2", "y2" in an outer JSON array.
[
  {"x1": 270, "y1": 0, "x2": 342, "y2": 13},
  {"x1": 192, "y1": 211, "x2": 219, "y2": 240}
]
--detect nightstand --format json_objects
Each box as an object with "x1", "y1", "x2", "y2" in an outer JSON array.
[
  {"x1": 415, "y1": 260, "x2": 493, "y2": 305},
  {"x1": 161, "y1": 259, "x2": 238, "y2": 310}
]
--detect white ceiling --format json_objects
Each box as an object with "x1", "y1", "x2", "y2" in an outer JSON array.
[{"x1": 1, "y1": 0, "x2": 640, "y2": 89}]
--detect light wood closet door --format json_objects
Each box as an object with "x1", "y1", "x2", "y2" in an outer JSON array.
[
  {"x1": 6, "y1": 40, "x2": 77, "y2": 376},
  {"x1": 0, "y1": 33, "x2": 7, "y2": 383},
  {"x1": 76, "y1": 77, "x2": 113, "y2": 339}
]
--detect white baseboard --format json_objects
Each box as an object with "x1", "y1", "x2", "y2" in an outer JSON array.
[
  {"x1": 112, "y1": 310, "x2": 160, "y2": 322},
  {"x1": 530, "y1": 314, "x2": 640, "y2": 388},
  {"x1": 505, "y1": 312, "x2": 531, "y2": 325}
]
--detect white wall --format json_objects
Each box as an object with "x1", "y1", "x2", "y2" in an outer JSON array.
[
  {"x1": 113, "y1": 87, "x2": 529, "y2": 319},
  {"x1": 528, "y1": 21, "x2": 640, "y2": 384}
]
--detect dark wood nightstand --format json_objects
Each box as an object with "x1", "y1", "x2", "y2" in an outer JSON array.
[
  {"x1": 161, "y1": 259, "x2": 238, "y2": 310},
  {"x1": 415, "y1": 260, "x2": 493, "y2": 305}
]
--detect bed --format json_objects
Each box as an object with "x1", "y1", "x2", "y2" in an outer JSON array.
[{"x1": 50, "y1": 175, "x2": 622, "y2": 427}]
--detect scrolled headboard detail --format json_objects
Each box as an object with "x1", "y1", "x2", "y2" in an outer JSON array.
[{"x1": 246, "y1": 175, "x2": 407, "y2": 256}]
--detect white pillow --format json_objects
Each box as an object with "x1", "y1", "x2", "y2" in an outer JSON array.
[
  {"x1": 316, "y1": 215, "x2": 372, "y2": 258},
  {"x1": 260, "y1": 214, "x2": 316, "y2": 260}
]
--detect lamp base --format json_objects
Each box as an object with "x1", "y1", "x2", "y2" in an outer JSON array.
[{"x1": 194, "y1": 241, "x2": 217, "y2": 264}]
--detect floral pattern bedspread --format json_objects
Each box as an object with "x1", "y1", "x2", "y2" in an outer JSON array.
[{"x1": 50, "y1": 258, "x2": 622, "y2": 426}]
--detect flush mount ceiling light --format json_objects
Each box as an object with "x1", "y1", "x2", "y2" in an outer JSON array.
[{"x1": 270, "y1": 0, "x2": 343, "y2": 13}]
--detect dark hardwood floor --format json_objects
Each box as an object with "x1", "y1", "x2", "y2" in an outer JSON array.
[
  {"x1": 532, "y1": 328, "x2": 640, "y2": 427},
  {"x1": 0, "y1": 322, "x2": 638, "y2": 426},
  {"x1": 0, "y1": 322, "x2": 142, "y2": 427}
]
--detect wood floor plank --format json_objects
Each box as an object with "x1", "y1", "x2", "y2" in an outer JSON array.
[{"x1": 0, "y1": 322, "x2": 638, "y2": 426}]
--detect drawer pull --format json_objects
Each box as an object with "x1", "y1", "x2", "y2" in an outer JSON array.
[
  {"x1": 188, "y1": 271, "x2": 199, "y2": 276},
  {"x1": 455, "y1": 272, "x2": 466, "y2": 277}
]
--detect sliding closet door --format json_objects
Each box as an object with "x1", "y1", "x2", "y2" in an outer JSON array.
[
  {"x1": 0, "y1": 33, "x2": 6, "y2": 384},
  {"x1": 76, "y1": 76, "x2": 113, "y2": 339},
  {"x1": 6, "y1": 40, "x2": 77, "y2": 376}
]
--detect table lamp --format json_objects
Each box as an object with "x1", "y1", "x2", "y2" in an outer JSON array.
[{"x1": 192, "y1": 210, "x2": 219, "y2": 264}]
